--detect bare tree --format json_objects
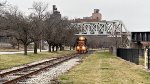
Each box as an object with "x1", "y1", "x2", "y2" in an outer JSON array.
[
  {"x1": 29, "y1": 1, "x2": 48, "y2": 54},
  {"x1": 2, "y1": 7, "x2": 33, "y2": 55},
  {"x1": 1, "y1": 1, "x2": 76, "y2": 54},
  {"x1": 43, "y1": 13, "x2": 74, "y2": 52},
  {"x1": 0, "y1": 0, "x2": 7, "y2": 30},
  {"x1": 65, "y1": 22, "x2": 77, "y2": 50},
  {"x1": 43, "y1": 13, "x2": 60, "y2": 52},
  {"x1": 52, "y1": 18, "x2": 67, "y2": 51},
  {"x1": 0, "y1": 0, "x2": 7, "y2": 7}
]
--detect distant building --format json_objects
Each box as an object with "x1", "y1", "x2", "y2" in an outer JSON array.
[
  {"x1": 0, "y1": 32, "x2": 11, "y2": 48},
  {"x1": 91, "y1": 9, "x2": 102, "y2": 21},
  {"x1": 83, "y1": 17, "x2": 91, "y2": 19},
  {"x1": 50, "y1": 5, "x2": 61, "y2": 19},
  {"x1": 71, "y1": 9, "x2": 102, "y2": 23},
  {"x1": 0, "y1": 32, "x2": 9, "y2": 43}
]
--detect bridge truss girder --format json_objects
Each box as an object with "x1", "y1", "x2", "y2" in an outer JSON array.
[{"x1": 72, "y1": 20, "x2": 131, "y2": 48}]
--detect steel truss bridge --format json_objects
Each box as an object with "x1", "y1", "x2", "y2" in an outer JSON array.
[{"x1": 72, "y1": 20, "x2": 131, "y2": 48}]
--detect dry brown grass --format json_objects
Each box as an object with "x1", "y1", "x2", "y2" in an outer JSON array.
[
  {"x1": 59, "y1": 51, "x2": 150, "y2": 84},
  {"x1": 0, "y1": 50, "x2": 75, "y2": 70}
]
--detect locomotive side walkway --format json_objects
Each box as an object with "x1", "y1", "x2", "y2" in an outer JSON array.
[{"x1": 59, "y1": 51, "x2": 150, "y2": 84}]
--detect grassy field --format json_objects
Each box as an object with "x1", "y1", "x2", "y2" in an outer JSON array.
[
  {"x1": 139, "y1": 56, "x2": 144, "y2": 66},
  {"x1": 0, "y1": 50, "x2": 75, "y2": 70},
  {"x1": 0, "y1": 48, "x2": 21, "y2": 52},
  {"x1": 0, "y1": 48, "x2": 34, "y2": 52},
  {"x1": 59, "y1": 51, "x2": 150, "y2": 84}
]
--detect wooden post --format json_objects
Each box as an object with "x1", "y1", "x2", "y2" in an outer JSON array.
[{"x1": 144, "y1": 48, "x2": 148, "y2": 69}]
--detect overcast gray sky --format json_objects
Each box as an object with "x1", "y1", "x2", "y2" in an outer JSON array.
[{"x1": 5, "y1": 0, "x2": 150, "y2": 31}]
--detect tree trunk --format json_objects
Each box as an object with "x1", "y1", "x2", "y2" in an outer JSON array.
[
  {"x1": 56, "y1": 45, "x2": 58, "y2": 52},
  {"x1": 48, "y1": 45, "x2": 51, "y2": 52},
  {"x1": 34, "y1": 41, "x2": 38, "y2": 54},
  {"x1": 41, "y1": 40, "x2": 45, "y2": 50},
  {"x1": 73, "y1": 44, "x2": 75, "y2": 50},
  {"x1": 60, "y1": 44, "x2": 64, "y2": 51},
  {"x1": 73, "y1": 47, "x2": 75, "y2": 50},
  {"x1": 48, "y1": 43, "x2": 51, "y2": 52},
  {"x1": 60, "y1": 45, "x2": 62, "y2": 51},
  {"x1": 52, "y1": 45, "x2": 55, "y2": 52},
  {"x1": 40, "y1": 40, "x2": 42, "y2": 52},
  {"x1": 24, "y1": 44, "x2": 27, "y2": 55},
  {"x1": 70, "y1": 46, "x2": 72, "y2": 50},
  {"x1": 18, "y1": 43, "x2": 20, "y2": 50}
]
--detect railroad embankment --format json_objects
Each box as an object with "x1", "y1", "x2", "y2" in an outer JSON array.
[{"x1": 59, "y1": 51, "x2": 150, "y2": 84}]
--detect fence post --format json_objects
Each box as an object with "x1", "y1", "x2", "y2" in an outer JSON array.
[
  {"x1": 148, "y1": 49, "x2": 150, "y2": 69},
  {"x1": 144, "y1": 49, "x2": 148, "y2": 69}
]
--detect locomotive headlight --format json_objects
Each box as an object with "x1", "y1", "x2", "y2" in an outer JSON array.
[
  {"x1": 76, "y1": 46, "x2": 80, "y2": 50},
  {"x1": 79, "y1": 36, "x2": 85, "y2": 41},
  {"x1": 82, "y1": 46, "x2": 86, "y2": 50}
]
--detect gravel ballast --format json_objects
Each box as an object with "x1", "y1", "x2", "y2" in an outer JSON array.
[{"x1": 24, "y1": 56, "x2": 81, "y2": 84}]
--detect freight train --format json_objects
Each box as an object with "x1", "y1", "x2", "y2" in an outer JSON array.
[{"x1": 75, "y1": 36, "x2": 88, "y2": 54}]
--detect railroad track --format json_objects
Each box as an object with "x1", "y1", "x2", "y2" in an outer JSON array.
[{"x1": 0, "y1": 53, "x2": 78, "y2": 84}]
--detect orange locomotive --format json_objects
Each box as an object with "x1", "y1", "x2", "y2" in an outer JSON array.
[{"x1": 75, "y1": 36, "x2": 88, "y2": 54}]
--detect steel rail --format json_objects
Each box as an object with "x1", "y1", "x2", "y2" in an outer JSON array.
[{"x1": 0, "y1": 53, "x2": 77, "y2": 84}]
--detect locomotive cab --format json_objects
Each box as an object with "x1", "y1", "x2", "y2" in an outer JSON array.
[{"x1": 75, "y1": 36, "x2": 88, "y2": 54}]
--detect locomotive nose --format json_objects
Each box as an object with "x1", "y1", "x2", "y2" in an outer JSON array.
[
  {"x1": 76, "y1": 36, "x2": 88, "y2": 54},
  {"x1": 76, "y1": 46, "x2": 80, "y2": 50},
  {"x1": 79, "y1": 36, "x2": 85, "y2": 41},
  {"x1": 82, "y1": 46, "x2": 86, "y2": 50}
]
